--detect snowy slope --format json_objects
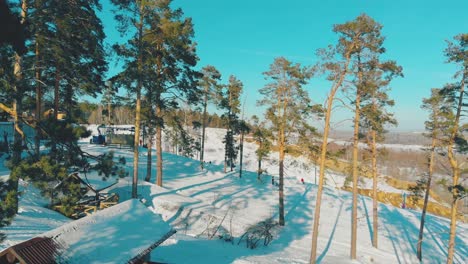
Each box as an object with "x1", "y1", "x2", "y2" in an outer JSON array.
[
  {"x1": 1, "y1": 127, "x2": 467, "y2": 263},
  {"x1": 0, "y1": 180, "x2": 71, "y2": 250}
]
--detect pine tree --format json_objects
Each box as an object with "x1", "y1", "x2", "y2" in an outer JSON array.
[
  {"x1": 111, "y1": 0, "x2": 151, "y2": 197},
  {"x1": 237, "y1": 120, "x2": 250, "y2": 178},
  {"x1": 309, "y1": 26, "x2": 354, "y2": 264},
  {"x1": 258, "y1": 57, "x2": 313, "y2": 226},
  {"x1": 309, "y1": 14, "x2": 389, "y2": 263},
  {"x1": 360, "y1": 58, "x2": 401, "y2": 249},
  {"x1": 251, "y1": 115, "x2": 272, "y2": 181},
  {"x1": 0, "y1": 1, "x2": 122, "y2": 222},
  {"x1": 112, "y1": 0, "x2": 200, "y2": 188},
  {"x1": 21, "y1": 0, "x2": 107, "y2": 159},
  {"x1": 144, "y1": 0, "x2": 199, "y2": 187},
  {"x1": 441, "y1": 33, "x2": 467, "y2": 264},
  {"x1": 32, "y1": 0, "x2": 45, "y2": 158},
  {"x1": 142, "y1": 88, "x2": 156, "y2": 182},
  {"x1": 199, "y1": 65, "x2": 222, "y2": 169},
  {"x1": 220, "y1": 75, "x2": 243, "y2": 172},
  {"x1": 336, "y1": 14, "x2": 395, "y2": 259},
  {"x1": 416, "y1": 88, "x2": 451, "y2": 261},
  {"x1": 166, "y1": 114, "x2": 197, "y2": 158},
  {"x1": 7, "y1": 0, "x2": 27, "y2": 215}
]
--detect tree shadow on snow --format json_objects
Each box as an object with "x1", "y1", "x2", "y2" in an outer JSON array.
[{"x1": 379, "y1": 206, "x2": 467, "y2": 264}]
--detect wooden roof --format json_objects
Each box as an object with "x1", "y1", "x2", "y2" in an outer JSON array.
[
  {"x1": 0, "y1": 237, "x2": 64, "y2": 264},
  {"x1": 0, "y1": 199, "x2": 175, "y2": 264}
]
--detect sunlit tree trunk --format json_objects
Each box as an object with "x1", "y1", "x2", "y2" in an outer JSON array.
[
  {"x1": 417, "y1": 135, "x2": 436, "y2": 260},
  {"x1": 278, "y1": 127, "x2": 285, "y2": 226},
  {"x1": 446, "y1": 73, "x2": 465, "y2": 264},
  {"x1": 132, "y1": 7, "x2": 144, "y2": 199},
  {"x1": 351, "y1": 55, "x2": 363, "y2": 259},
  {"x1": 156, "y1": 104, "x2": 163, "y2": 187},
  {"x1": 200, "y1": 88, "x2": 208, "y2": 169},
  {"x1": 35, "y1": 35, "x2": 41, "y2": 158},
  {"x1": 239, "y1": 130, "x2": 244, "y2": 178},
  {"x1": 371, "y1": 129, "x2": 378, "y2": 248},
  {"x1": 310, "y1": 53, "x2": 351, "y2": 264}
]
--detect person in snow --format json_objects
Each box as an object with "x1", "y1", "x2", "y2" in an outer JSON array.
[{"x1": 301, "y1": 178, "x2": 304, "y2": 184}]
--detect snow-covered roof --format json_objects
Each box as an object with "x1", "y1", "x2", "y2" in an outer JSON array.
[{"x1": 0, "y1": 199, "x2": 175, "y2": 264}]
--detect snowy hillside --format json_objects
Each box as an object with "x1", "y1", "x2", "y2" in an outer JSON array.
[{"x1": 1, "y1": 127, "x2": 467, "y2": 263}]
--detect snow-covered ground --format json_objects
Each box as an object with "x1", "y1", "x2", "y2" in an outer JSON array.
[{"x1": 1, "y1": 127, "x2": 467, "y2": 263}]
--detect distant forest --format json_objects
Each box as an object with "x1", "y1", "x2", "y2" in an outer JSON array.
[{"x1": 81, "y1": 101, "x2": 226, "y2": 129}]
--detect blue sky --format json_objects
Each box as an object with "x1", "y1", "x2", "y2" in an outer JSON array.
[{"x1": 100, "y1": 0, "x2": 468, "y2": 131}]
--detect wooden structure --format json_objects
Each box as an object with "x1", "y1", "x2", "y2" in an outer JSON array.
[
  {"x1": 0, "y1": 237, "x2": 65, "y2": 264},
  {"x1": 0, "y1": 199, "x2": 176, "y2": 264},
  {"x1": 53, "y1": 172, "x2": 119, "y2": 219}
]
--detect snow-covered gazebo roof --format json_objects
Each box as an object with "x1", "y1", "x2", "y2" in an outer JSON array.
[{"x1": 0, "y1": 199, "x2": 175, "y2": 264}]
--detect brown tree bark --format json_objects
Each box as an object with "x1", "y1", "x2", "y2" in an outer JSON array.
[
  {"x1": 145, "y1": 129, "x2": 153, "y2": 182},
  {"x1": 310, "y1": 53, "x2": 351, "y2": 264},
  {"x1": 132, "y1": 86, "x2": 141, "y2": 198},
  {"x1": 10, "y1": 0, "x2": 28, "y2": 213},
  {"x1": 239, "y1": 130, "x2": 244, "y2": 178},
  {"x1": 417, "y1": 135, "x2": 437, "y2": 261},
  {"x1": 446, "y1": 73, "x2": 465, "y2": 264},
  {"x1": 54, "y1": 67, "x2": 60, "y2": 120},
  {"x1": 34, "y1": 36, "x2": 41, "y2": 158},
  {"x1": 278, "y1": 127, "x2": 285, "y2": 226},
  {"x1": 371, "y1": 130, "x2": 378, "y2": 248},
  {"x1": 132, "y1": 6, "x2": 144, "y2": 199},
  {"x1": 350, "y1": 92, "x2": 361, "y2": 259},
  {"x1": 351, "y1": 54, "x2": 363, "y2": 259},
  {"x1": 200, "y1": 88, "x2": 208, "y2": 169},
  {"x1": 156, "y1": 105, "x2": 163, "y2": 187},
  {"x1": 257, "y1": 157, "x2": 262, "y2": 181}
]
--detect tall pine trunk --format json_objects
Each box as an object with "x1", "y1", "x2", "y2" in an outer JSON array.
[
  {"x1": 156, "y1": 104, "x2": 163, "y2": 187},
  {"x1": 417, "y1": 136, "x2": 436, "y2": 261},
  {"x1": 310, "y1": 94, "x2": 333, "y2": 261},
  {"x1": 230, "y1": 133, "x2": 234, "y2": 171},
  {"x1": 310, "y1": 54, "x2": 350, "y2": 264},
  {"x1": 132, "y1": 9, "x2": 144, "y2": 199},
  {"x1": 51, "y1": 66, "x2": 60, "y2": 164},
  {"x1": 34, "y1": 37, "x2": 41, "y2": 158},
  {"x1": 145, "y1": 128, "x2": 153, "y2": 182},
  {"x1": 257, "y1": 157, "x2": 262, "y2": 181},
  {"x1": 351, "y1": 55, "x2": 363, "y2": 259},
  {"x1": 10, "y1": 54, "x2": 23, "y2": 215},
  {"x1": 54, "y1": 67, "x2": 60, "y2": 120},
  {"x1": 224, "y1": 134, "x2": 228, "y2": 173},
  {"x1": 351, "y1": 91, "x2": 361, "y2": 259},
  {"x1": 10, "y1": 0, "x2": 28, "y2": 214},
  {"x1": 132, "y1": 86, "x2": 141, "y2": 198},
  {"x1": 371, "y1": 129, "x2": 378, "y2": 248},
  {"x1": 200, "y1": 90, "x2": 208, "y2": 169},
  {"x1": 278, "y1": 130, "x2": 285, "y2": 226},
  {"x1": 107, "y1": 82, "x2": 112, "y2": 126},
  {"x1": 239, "y1": 130, "x2": 244, "y2": 178},
  {"x1": 446, "y1": 74, "x2": 465, "y2": 264},
  {"x1": 228, "y1": 105, "x2": 233, "y2": 172}
]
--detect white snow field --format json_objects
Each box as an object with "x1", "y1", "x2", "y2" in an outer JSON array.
[{"x1": 1, "y1": 127, "x2": 467, "y2": 263}]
